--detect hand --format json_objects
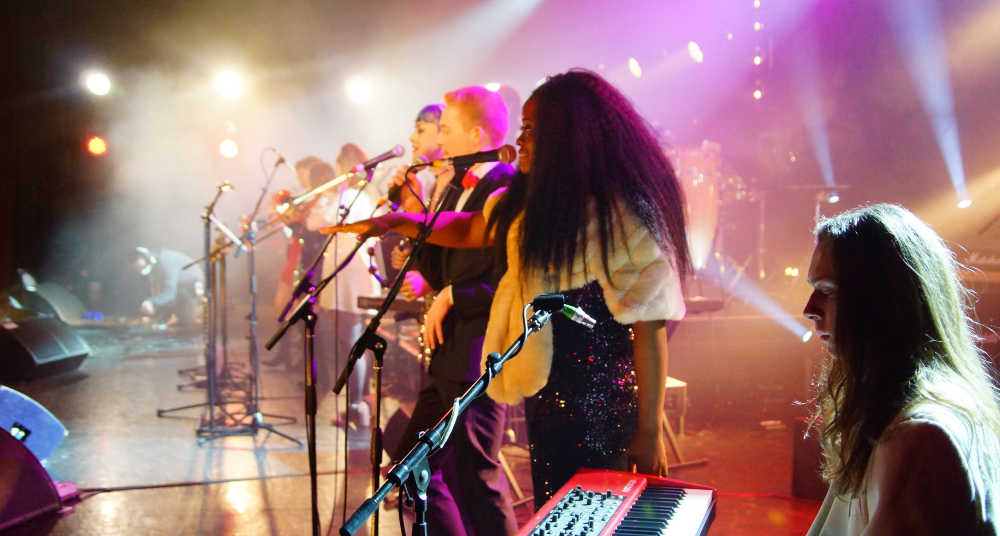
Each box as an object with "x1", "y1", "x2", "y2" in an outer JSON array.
[
  {"x1": 423, "y1": 285, "x2": 453, "y2": 350},
  {"x1": 627, "y1": 427, "x2": 669, "y2": 477},
  {"x1": 391, "y1": 245, "x2": 411, "y2": 270},
  {"x1": 320, "y1": 219, "x2": 388, "y2": 240},
  {"x1": 401, "y1": 272, "x2": 429, "y2": 301},
  {"x1": 391, "y1": 168, "x2": 425, "y2": 214},
  {"x1": 140, "y1": 300, "x2": 155, "y2": 315}
]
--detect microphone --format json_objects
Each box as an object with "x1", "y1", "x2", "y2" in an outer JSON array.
[
  {"x1": 378, "y1": 154, "x2": 429, "y2": 208},
  {"x1": 274, "y1": 151, "x2": 296, "y2": 173},
  {"x1": 531, "y1": 294, "x2": 597, "y2": 329},
  {"x1": 430, "y1": 144, "x2": 517, "y2": 168},
  {"x1": 562, "y1": 304, "x2": 596, "y2": 330},
  {"x1": 351, "y1": 145, "x2": 405, "y2": 173}
]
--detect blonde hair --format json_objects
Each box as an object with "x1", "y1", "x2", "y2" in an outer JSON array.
[
  {"x1": 335, "y1": 143, "x2": 368, "y2": 174},
  {"x1": 811, "y1": 204, "x2": 1000, "y2": 498},
  {"x1": 443, "y1": 86, "x2": 509, "y2": 148}
]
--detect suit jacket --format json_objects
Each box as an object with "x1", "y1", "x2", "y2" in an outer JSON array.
[{"x1": 416, "y1": 163, "x2": 514, "y2": 383}]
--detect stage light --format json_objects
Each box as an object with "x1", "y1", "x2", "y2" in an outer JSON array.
[
  {"x1": 628, "y1": 58, "x2": 642, "y2": 78},
  {"x1": 754, "y1": 21, "x2": 763, "y2": 31},
  {"x1": 220, "y1": 139, "x2": 239, "y2": 158},
  {"x1": 754, "y1": 0, "x2": 761, "y2": 7},
  {"x1": 753, "y1": 89, "x2": 762, "y2": 99},
  {"x1": 784, "y1": 267, "x2": 799, "y2": 277},
  {"x1": 688, "y1": 42, "x2": 704, "y2": 64},
  {"x1": 727, "y1": 33, "x2": 733, "y2": 40},
  {"x1": 828, "y1": 192, "x2": 840, "y2": 204},
  {"x1": 88, "y1": 136, "x2": 107, "y2": 155},
  {"x1": 214, "y1": 70, "x2": 244, "y2": 97},
  {"x1": 347, "y1": 79, "x2": 372, "y2": 102},
  {"x1": 958, "y1": 199, "x2": 972, "y2": 208},
  {"x1": 485, "y1": 82, "x2": 501, "y2": 91},
  {"x1": 86, "y1": 73, "x2": 111, "y2": 95},
  {"x1": 754, "y1": 55, "x2": 763, "y2": 65},
  {"x1": 802, "y1": 331, "x2": 813, "y2": 343}
]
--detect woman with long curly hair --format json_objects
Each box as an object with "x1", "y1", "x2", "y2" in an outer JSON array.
[
  {"x1": 323, "y1": 69, "x2": 690, "y2": 508},
  {"x1": 803, "y1": 204, "x2": 1000, "y2": 534}
]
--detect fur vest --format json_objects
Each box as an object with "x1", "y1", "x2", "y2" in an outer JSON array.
[{"x1": 480, "y1": 188, "x2": 686, "y2": 405}]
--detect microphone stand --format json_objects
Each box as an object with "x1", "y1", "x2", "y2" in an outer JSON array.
[
  {"x1": 264, "y1": 166, "x2": 379, "y2": 536},
  {"x1": 331, "y1": 165, "x2": 467, "y2": 536},
  {"x1": 198, "y1": 156, "x2": 301, "y2": 446},
  {"x1": 340, "y1": 297, "x2": 565, "y2": 536}
]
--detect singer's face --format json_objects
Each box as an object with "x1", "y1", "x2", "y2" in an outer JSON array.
[
  {"x1": 410, "y1": 121, "x2": 443, "y2": 160},
  {"x1": 438, "y1": 105, "x2": 480, "y2": 158},
  {"x1": 516, "y1": 97, "x2": 537, "y2": 174}
]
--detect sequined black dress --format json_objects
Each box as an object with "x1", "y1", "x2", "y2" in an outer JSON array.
[{"x1": 524, "y1": 280, "x2": 638, "y2": 510}]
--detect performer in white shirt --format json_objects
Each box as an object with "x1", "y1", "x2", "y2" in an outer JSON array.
[
  {"x1": 803, "y1": 204, "x2": 1000, "y2": 535},
  {"x1": 307, "y1": 144, "x2": 380, "y2": 428}
]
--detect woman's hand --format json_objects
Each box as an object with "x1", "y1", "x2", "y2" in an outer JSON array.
[
  {"x1": 627, "y1": 427, "x2": 669, "y2": 477},
  {"x1": 400, "y1": 272, "x2": 430, "y2": 301},
  {"x1": 391, "y1": 168, "x2": 425, "y2": 214},
  {"x1": 391, "y1": 245, "x2": 410, "y2": 270},
  {"x1": 320, "y1": 219, "x2": 388, "y2": 240}
]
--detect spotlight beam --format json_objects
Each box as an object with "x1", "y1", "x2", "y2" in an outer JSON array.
[
  {"x1": 703, "y1": 255, "x2": 811, "y2": 341},
  {"x1": 883, "y1": 0, "x2": 968, "y2": 202},
  {"x1": 789, "y1": 34, "x2": 836, "y2": 188}
]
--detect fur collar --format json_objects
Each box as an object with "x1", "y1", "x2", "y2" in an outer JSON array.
[{"x1": 480, "y1": 189, "x2": 686, "y2": 405}]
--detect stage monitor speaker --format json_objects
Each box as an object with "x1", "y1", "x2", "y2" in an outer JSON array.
[
  {"x1": 8, "y1": 283, "x2": 86, "y2": 327},
  {"x1": 792, "y1": 417, "x2": 828, "y2": 501},
  {"x1": 0, "y1": 429, "x2": 63, "y2": 531},
  {"x1": 0, "y1": 316, "x2": 91, "y2": 383},
  {"x1": 0, "y1": 386, "x2": 68, "y2": 462}
]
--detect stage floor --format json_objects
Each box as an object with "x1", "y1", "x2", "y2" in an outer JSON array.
[{"x1": 2, "y1": 323, "x2": 820, "y2": 536}]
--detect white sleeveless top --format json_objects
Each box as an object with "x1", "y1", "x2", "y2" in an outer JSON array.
[{"x1": 808, "y1": 402, "x2": 1000, "y2": 535}]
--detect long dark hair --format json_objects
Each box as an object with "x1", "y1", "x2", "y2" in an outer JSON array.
[
  {"x1": 486, "y1": 69, "x2": 690, "y2": 285},
  {"x1": 812, "y1": 204, "x2": 1000, "y2": 496}
]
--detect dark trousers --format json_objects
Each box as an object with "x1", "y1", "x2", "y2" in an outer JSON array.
[{"x1": 394, "y1": 378, "x2": 517, "y2": 536}]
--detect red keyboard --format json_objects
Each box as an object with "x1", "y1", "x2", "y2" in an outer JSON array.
[{"x1": 516, "y1": 469, "x2": 715, "y2": 536}]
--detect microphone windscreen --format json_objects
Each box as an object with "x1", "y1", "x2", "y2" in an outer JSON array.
[{"x1": 498, "y1": 145, "x2": 517, "y2": 164}]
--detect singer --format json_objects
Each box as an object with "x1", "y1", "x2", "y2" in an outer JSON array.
[
  {"x1": 390, "y1": 89, "x2": 518, "y2": 536},
  {"x1": 323, "y1": 70, "x2": 691, "y2": 509},
  {"x1": 803, "y1": 205, "x2": 1000, "y2": 535}
]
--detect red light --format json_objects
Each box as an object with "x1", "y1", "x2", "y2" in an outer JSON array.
[{"x1": 88, "y1": 136, "x2": 107, "y2": 155}]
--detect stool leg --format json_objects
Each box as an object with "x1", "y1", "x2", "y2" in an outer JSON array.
[
  {"x1": 661, "y1": 412, "x2": 685, "y2": 463},
  {"x1": 498, "y1": 451, "x2": 524, "y2": 500}
]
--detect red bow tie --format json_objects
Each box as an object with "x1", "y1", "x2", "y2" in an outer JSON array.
[{"x1": 461, "y1": 171, "x2": 479, "y2": 190}]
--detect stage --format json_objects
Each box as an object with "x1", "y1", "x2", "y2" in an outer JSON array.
[{"x1": 3, "y1": 319, "x2": 820, "y2": 536}]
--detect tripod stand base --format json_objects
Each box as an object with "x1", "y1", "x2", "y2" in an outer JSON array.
[{"x1": 196, "y1": 411, "x2": 303, "y2": 447}]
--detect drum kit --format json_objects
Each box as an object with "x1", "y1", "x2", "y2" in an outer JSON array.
[{"x1": 667, "y1": 140, "x2": 755, "y2": 280}]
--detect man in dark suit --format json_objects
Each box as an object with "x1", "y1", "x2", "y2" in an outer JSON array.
[{"x1": 390, "y1": 87, "x2": 517, "y2": 536}]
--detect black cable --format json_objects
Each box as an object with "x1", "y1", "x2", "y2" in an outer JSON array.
[
  {"x1": 398, "y1": 488, "x2": 407, "y2": 536},
  {"x1": 79, "y1": 469, "x2": 368, "y2": 496}
]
